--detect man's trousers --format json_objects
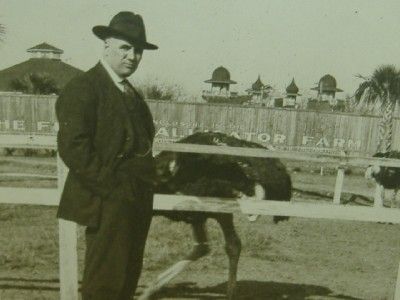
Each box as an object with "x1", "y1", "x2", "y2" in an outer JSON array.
[{"x1": 81, "y1": 195, "x2": 153, "y2": 300}]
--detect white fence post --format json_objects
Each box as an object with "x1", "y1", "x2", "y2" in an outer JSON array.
[
  {"x1": 333, "y1": 165, "x2": 345, "y2": 204},
  {"x1": 374, "y1": 184, "x2": 384, "y2": 207},
  {"x1": 394, "y1": 261, "x2": 400, "y2": 300},
  {"x1": 57, "y1": 156, "x2": 79, "y2": 300}
]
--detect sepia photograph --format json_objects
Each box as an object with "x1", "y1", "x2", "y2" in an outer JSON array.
[{"x1": 0, "y1": 1, "x2": 400, "y2": 299}]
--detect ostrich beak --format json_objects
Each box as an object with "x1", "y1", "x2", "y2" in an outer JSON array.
[
  {"x1": 365, "y1": 165, "x2": 380, "y2": 180},
  {"x1": 168, "y1": 160, "x2": 178, "y2": 175},
  {"x1": 366, "y1": 180, "x2": 375, "y2": 188}
]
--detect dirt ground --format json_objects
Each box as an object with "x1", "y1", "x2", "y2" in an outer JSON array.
[{"x1": 0, "y1": 157, "x2": 399, "y2": 300}]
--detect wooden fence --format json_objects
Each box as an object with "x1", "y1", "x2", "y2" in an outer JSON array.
[
  {"x1": 1, "y1": 94, "x2": 400, "y2": 154},
  {"x1": 0, "y1": 139, "x2": 400, "y2": 299}
]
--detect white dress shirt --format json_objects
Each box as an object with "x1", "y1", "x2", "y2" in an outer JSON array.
[{"x1": 100, "y1": 58, "x2": 127, "y2": 92}]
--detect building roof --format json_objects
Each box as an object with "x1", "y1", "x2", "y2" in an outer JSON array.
[
  {"x1": 311, "y1": 74, "x2": 343, "y2": 92},
  {"x1": 251, "y1": 75, "x2": 264, "y2": 91},
  {"x1": 27, "y1": 42, "x2": 64, "y2": 54},
  {"x1": 0, "y1": 58, "x2": 83, "y2": 92},
  {"x1": 204, "y1": 66, "x2": 237, "y2": 84},
  {"x1": 286, "y1": 78, "x2": 300, "y2": 95}
]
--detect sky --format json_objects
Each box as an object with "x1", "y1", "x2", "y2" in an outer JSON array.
[{"x1": 1, "y1": 0, "x2": 400, "y2": 98}]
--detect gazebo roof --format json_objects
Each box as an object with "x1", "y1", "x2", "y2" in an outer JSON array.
[
  {"x1": 205, "y1": 66, "x2": 237, "y2": 84},
  {"x1": 27, "y1": 42, "x2": 64, "y2": 54},
  {"x1": 311, "y1": 74, "x2": 343, "y2": 92}
]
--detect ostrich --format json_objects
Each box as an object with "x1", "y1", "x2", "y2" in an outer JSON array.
[
  {"x1": 140, "y1": 132, "x2": 292, "y2": 300},
  {"x1": 365, "y1": 151, "x2": 400, "y2": 208}
]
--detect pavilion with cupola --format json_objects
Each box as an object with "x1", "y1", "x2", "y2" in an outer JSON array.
[
  {"x1": 283, "y1": 78, "x2": 301, "y2": 108},
  {"x1": 0, "y1": 42, "x2": 83, "y2": 93},
  {"x1": 202, "y1": 66, "x2": 250, "y2": 104},
  {"x1": 203, "y1": 66, "x2": 237, "y2": 97},
  {"x1": 246, "y1": 75, "x2": 272, "y2": 103},
  {"x1": 308, "y1": 74, "x2": 345, "y2": 111}
]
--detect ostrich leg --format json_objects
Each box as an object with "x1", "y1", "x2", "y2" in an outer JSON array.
[
  {"x1": 138, "y1": 220, "x2": 209, "y2": 300},
  {"x1": 216, "y1": 214, "x2": 242, "y2": 300},
  {"x1": 392, "y1": 189, "x2": 399, "y2": 208},
  {"x1": 187, "y1": 219, "x2": 211, "y2": 260}
]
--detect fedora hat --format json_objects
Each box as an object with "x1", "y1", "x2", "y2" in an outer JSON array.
[{"x1": 93, "y1": 11, "x2": 158, "y2": 50}]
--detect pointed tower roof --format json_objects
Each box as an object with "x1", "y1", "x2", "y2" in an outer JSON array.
[
  {"x1": 286, "y1": 78, "x2": 300, "y2": 95},
  {"x1": 251, "y1": 75, "x2": 264, "y2": 91}
]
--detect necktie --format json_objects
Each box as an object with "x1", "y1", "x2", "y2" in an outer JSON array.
[
  {"x1": 120, "y1": 79, "x2": 151, "y2": 157},
  {"x1": 120, "y1": 79, "x2": 137, "y2": 110},
  {"x1": 121, "y1": 79, "x2": 136, "y2": 97}
]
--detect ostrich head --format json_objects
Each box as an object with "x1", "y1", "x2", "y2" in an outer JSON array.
[
  {"x1": 365, "y1": 152, "x2": 386, "y2": 181},
  {"x1": 365, "y1": 164, "x2": 381, "y2": 180},
  {"x1": 154, "y1": 151, "x2": 179, "y2": 183}
]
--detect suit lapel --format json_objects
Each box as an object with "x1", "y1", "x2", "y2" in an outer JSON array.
[{"x1": 93, "y1": 63, "x2": 133, "y2": 120}]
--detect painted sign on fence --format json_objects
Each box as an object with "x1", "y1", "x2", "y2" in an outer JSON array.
[{"x1": 0, "y1": 94, "x2": 396, "y2": 155}]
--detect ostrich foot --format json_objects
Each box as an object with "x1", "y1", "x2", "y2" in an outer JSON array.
[
  {"x1": 138, "y1": 244, "x2": 209, "y2": 300},
  {"x1": 138, "y1": 260, "x2": 191, "y2": 300},
  {"x1": 186, "y1": 243, "x2": 210, "y2": 260}
]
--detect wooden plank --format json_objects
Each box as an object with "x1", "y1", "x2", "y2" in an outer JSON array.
[
  {"x1": 333, "y1": 167, "x2": 345, "y2": 204},
  {"x1": 0, "y1": 134, "x2": 56, "y2": 148},
  {"x1": 58, "y1": 219, "x2": 78, "y2": 300},
  {"x1": 57, "y1": 156, "x2": 79, "y2": 300},
  {"x1": 0, "y1": 173, "x2": 56, "y2": 179},
  {"x1": 154, "y1": 194, "x2": 241, "y2": 213},
  {"x1": 374, "y1": 184, "x2": 384, "y2": 208},
  {"x1": 153, "y1": 194, "x2": 400, "y2": 223},
  {"x1": 1, "y1": 188, "x2": 399, "y2": 224},
  {"x1": 153, "y1": 142, "x2": 400, "y2": 168},
  {"x1": 239, "y1": 199, "x2": 400, "y2": 224},
  {"x1": 0, "y1": 187, "x2": 58, "y2": 205},
  {"x1": 395, "y1": 261, "x2": 400, "y2": 300}
]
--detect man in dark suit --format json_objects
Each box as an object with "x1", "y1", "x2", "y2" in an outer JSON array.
[{"x1": 56, "y1": 11, "x2": 158, "y2": 300}]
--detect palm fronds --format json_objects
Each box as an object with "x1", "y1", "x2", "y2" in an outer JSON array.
[
  {"x1": 354, "y1": 65, "x2": 400, "y2": 106},
  {"x1": 0, "y1": 24, "x2": 5, "y2": 41}
]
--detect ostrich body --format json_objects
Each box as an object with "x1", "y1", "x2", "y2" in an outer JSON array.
[
  {"x1": 140, "y1": 132, "x2": 292, "y2": 300},
  {"x1": 365, "y1": 151, "x2": 400, "y2": 208}
]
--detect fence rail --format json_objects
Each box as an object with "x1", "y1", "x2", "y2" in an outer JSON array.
[{"x1": 0, "y1": 141, "x2": 399, "y2": 299}]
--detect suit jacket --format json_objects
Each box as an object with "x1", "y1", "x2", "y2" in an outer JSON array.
[{"x1": 56, "y1": 63, "x2": 155, "y2": 227}]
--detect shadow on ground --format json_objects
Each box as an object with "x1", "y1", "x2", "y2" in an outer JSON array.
[
  {"x1": 0, "y1": 278, "x2": 364, "y2": 299},
  {"x1": 148, "y1": 280, "x2": 363, "y2": 300}
]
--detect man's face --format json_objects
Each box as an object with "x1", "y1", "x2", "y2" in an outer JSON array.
[{"x1": 104, "y1": 37, "x2": 143, "y2": 78}]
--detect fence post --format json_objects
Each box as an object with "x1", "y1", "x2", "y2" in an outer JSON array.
[
  {"x1": 394, "y1": 261, "x2": 400, "y2": 300},
  {"x1": 374, "y1": 184, "x2": 384, "y2": 207},
  {"x1": 333, "y1": 165, "x2": 345, "y2": 204},
  {"x1": 57, "y1": 156, "x2": 79, "y2": 300}
]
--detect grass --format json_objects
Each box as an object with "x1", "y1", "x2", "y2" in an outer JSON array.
[
  {"x1": 0, "y1": 205, "x2": 399, "y2": 299},
  {"x1": 0, "y1": 157, "x2": 399, "y2": 299}
]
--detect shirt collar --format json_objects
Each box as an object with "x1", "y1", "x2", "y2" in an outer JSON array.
[{"x1": 100, "y1": 58, "x2": 125, "y2": 91}]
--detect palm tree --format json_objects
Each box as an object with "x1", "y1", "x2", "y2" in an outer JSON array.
[
  {"x1": 10, "y1": 73, "x2": 59, "y2": 95},
  {"x1": 355, "y1": 65, "x2": 400, "y2": 152},
  {"x1": 0, "y1": 23, "x2": 5, "y2": 41}
]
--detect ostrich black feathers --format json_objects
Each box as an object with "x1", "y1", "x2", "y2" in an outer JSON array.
[
  {"x1": 154, "y1": 132, "x2": 292, "y2": 223},
  {"x1": 365, "y1": 151, "x2": 400, "y2": 189}
]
